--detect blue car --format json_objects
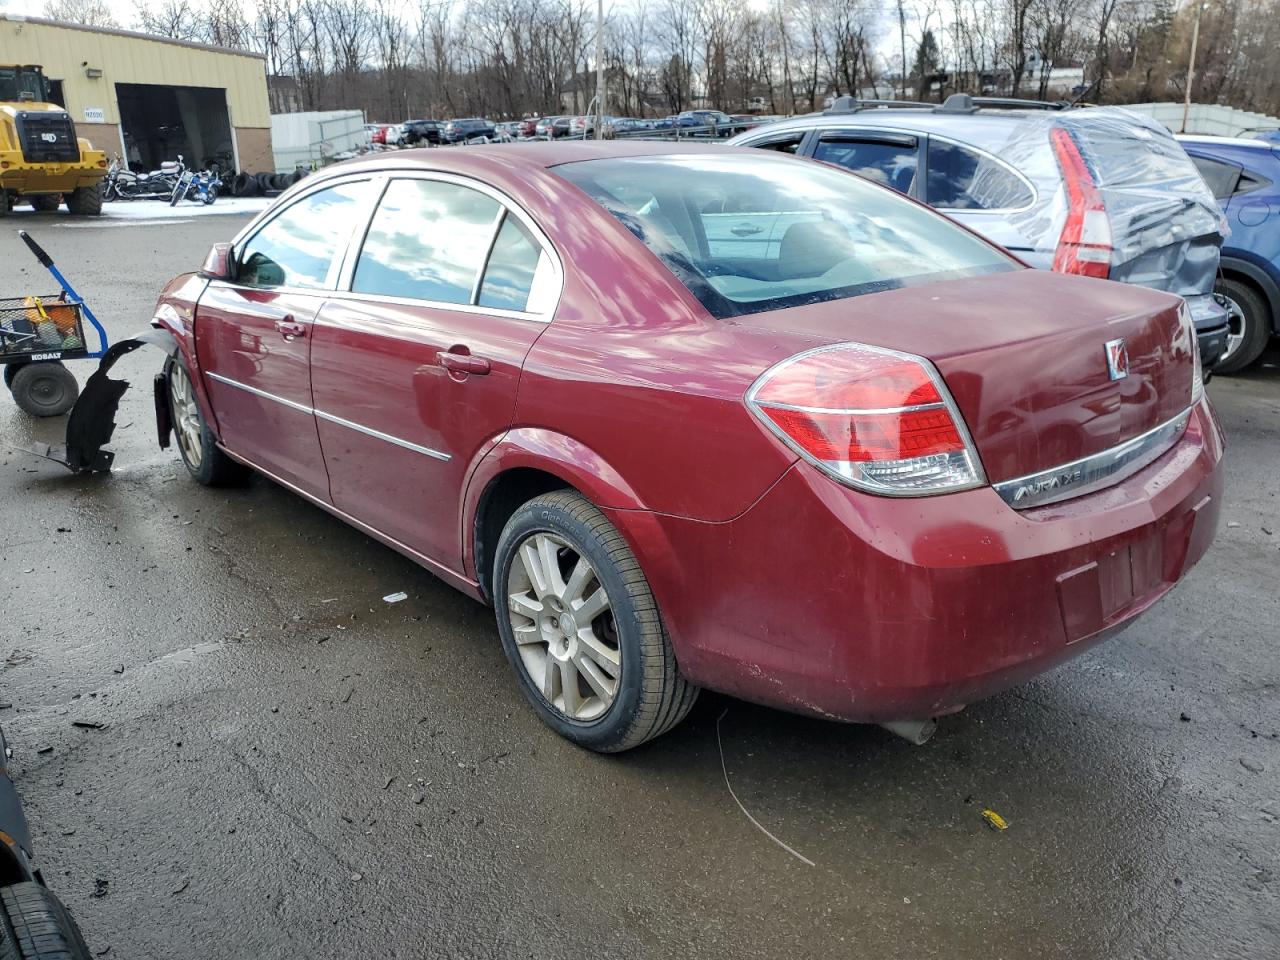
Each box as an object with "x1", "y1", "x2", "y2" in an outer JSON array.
[{"x1": 1179, "y1": 135, "x2": 1280, "y2": 373}]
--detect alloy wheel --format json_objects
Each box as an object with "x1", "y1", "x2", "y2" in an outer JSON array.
[
  {"x1": 1221, "y1": 294, "x2": 1246, "y2": 364},
  {"x1": 169, "y1": 363, "x2": 203, "y2": 469},
  {"x1": 505, "y1": 532, "x2": 621, "y2": 721}
]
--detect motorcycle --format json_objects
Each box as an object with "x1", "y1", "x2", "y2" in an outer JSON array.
[
  {"x1": 106, "y1": 155, "x2": 186, "y2": 201},
  {"x1": 169, "y1": 166, "x2": 222, "y2": 206}
]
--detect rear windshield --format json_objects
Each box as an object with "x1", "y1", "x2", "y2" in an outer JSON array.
[{"x1": 554, "y1": 153, "x2": 1016, "y2": 318}]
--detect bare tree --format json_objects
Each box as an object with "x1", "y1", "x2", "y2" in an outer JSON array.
[{"x1": 43, "y1": 0, "x2": 120, "y2": 27}]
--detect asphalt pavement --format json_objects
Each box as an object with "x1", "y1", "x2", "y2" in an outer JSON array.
[{"x1": 0, "y1": 207, "x2": 1276, "y2": 960}]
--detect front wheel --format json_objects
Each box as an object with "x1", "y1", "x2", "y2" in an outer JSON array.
[
  {"x1": 1214, "y1": 277, "x2": 1272, "y2": 374},
  {"x1": 493, "y1": 490, "x2": 698, "y2": 752},
  {"x1": 165, "y1": 356, "x2": 250, "y2": 486}
]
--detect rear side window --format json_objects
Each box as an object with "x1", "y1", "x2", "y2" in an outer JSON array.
[
  {"x1": 556, "y1": 154, "x2": 1015, "y2": 319},
  {"x1": 1188, "y1": 155, "x2": 1243, "y2": 200},
  {"x1": 353, "y1": 179, "x2": 500, "y2": 304},
  {"x1": 478, "y1": 215, "x2": 543, "y2": 311},
  {"x1": 813, "y1": 138, "x2": 918, "y2": 194},
  {"x1": 926, "y1": 140, "x2": 1034, "y2": 210},
  {"x1": 237, "y1": 180, "x2": 370, "y2": 289}
]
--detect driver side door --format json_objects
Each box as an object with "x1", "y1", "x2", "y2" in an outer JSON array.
[{"x1": 194, "y1": 177, "x2": 375, "y2": 500}]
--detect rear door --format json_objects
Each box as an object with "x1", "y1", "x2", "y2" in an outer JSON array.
[
  {"x1": 195, "y1": 177, "x2": 375, "y2": 499},
  {"x1": 309, "y1": 173, "x2": 560, "y2": 567}
]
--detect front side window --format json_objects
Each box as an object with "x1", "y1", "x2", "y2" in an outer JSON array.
[
  {"x1": 813, "y1": 137, "x2": 918, "y2": 194},
  {"x1": 926, "y1": 139, "x2": 1034, "y2": 210},
  {"x1": 237, "y1": 180, "x2": 370, "y2": 289},
  {"x1": 353, "y1": 179, "x2": 501, "y2": 304},
  {"x1": 750, "y1": 134, "x2": 805, "y2": 155},
  {"x1": 556, "y1": 154, "x2": 1016, "y2": 319}
]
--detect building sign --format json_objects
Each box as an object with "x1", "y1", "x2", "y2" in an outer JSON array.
[{"x1": 83, "y1": 107, "x2": 106, "y2": 123}]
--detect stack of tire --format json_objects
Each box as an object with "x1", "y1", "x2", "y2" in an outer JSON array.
[{"x1": 225, "y1": 167, "x2": 309, "y2": 199}]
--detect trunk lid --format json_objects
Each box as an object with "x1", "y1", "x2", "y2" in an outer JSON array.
[{"x1": 733, "y1": 269, "x2": 1195, "y2": 485}]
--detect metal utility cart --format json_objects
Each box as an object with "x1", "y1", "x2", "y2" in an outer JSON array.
[{"x1": 1, "y1": 231, "x2": 110, "y2": 417}]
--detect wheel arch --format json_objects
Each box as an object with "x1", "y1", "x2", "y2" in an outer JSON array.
[
  {"x1": 1218, "y1": 255, "x2": 1280, "y2": 333},
  {"x1": 463, "y1": 428, "x2": 650, "y2": 602}
]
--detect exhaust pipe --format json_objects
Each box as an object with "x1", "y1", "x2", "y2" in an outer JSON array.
[{"x1": 880, "y1": 718, "x2": 938, "y2": 745}]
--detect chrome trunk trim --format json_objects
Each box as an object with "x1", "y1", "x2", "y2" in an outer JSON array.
[{"x1": 993, "y1": 407, "x2": 1193, "y2": 509}]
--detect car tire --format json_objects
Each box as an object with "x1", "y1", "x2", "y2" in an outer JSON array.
[
  {"x1": 65, "y1": 183, "x2": 102, "y2": 216},
  {"x1": 9, "y1": 362, "x2": 78, "y2": 417},
  {"x1": 493, "y1": 490, "x2": 698, "y2": 752},
  {"x1": 255, "y1": 172, "x2": 276, "y2": 194},
  {"x1": 1214, "y1": 277, "x2": 1271, "y2": 374},
  {"x1": 28, "y1": 195, "x2": 61, "y2": 213},
  {"x1": 165, "y1": 355, "x2": 250, "y2": 487},
  {"x1": 231, "y1": 172, "x2": 256, "y2": 197},
  {"x1": 0, "y1": 882, "x2": 92, "y2": 960}
]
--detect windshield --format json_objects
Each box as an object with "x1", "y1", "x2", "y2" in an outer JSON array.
[
  {"x1": 0, "y1": 66, "x2": 47, "y2": 103},
  {"x1": 554, "y1": 153, "x2": 1017, "y2": 318}
]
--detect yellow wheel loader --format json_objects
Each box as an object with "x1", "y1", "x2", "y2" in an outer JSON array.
[{"x1": 1, "y1": 65, "x2": 107, "y2": 216}]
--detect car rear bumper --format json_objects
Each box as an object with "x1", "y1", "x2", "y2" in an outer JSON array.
[
  {"x1": 1186, "y1": 292, "x2": 1231, "y2": 369},
  {"x1": 614, "y1": 399, "x2": 1225, "y2": 724}
]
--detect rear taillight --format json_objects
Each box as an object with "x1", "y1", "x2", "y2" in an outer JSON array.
[
  {"x1": 747, "y1": 343, "x2": 986, "y2": 496},
  {"x1": 1050, "y1": 127, "x2": 1112, "y2": 280}
]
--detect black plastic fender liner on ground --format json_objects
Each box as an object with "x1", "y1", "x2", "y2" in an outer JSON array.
[{"x1": 24, "y1": 328, "x2": 177, "y2": 474}]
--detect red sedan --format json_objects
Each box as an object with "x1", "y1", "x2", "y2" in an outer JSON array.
[{"x1": 150, "y1": 143, "x2": 1223, "y2": 751}]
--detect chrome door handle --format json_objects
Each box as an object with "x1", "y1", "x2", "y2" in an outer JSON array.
[
  {"x1": 730, "y1": 224, "x2": 764, "y2": 236},
  {"x1": 274, "y1": 317, "x2": 306, "y2": 340},
  {"x1": 437, "y1": 351, "x2": 491, "y2": 376}
]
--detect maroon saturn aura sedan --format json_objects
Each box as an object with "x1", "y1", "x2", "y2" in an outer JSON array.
[{"x1": 148, "y1": 142, "x2": 1223, "y2": 752}]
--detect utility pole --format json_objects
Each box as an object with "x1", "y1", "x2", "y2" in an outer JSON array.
[
  {"x1": 1180, "y1": 1, "x2": 1204, "y2": 134},
  {"x1": 897, "y1": 0, "x2": 907, "y2": 99},
  {"x1": 594, "y1": 0, "x2": 605, "y2": 140}
]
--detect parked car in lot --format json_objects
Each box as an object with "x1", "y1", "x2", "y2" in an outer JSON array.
[
  {"x1": 365, "y1": 123, "x2": 396, "y2": 146},
  {"x1": 536, "y1": 116, "x2": 571, "y2": 139},
  {"x1": 151, "y1": 142, "x2": 1222, "y2": 752},
  {"x1": 678, "y1": 109, "x2": 736, "y2": 134},
  {"x1": 730, "y1": 96, "x2": 1232, "y2": 371},
  {"x1": 1178, "y1": 134, "x2": 1280, "y2": 372},
  {"x1": 441, "y1": 118, "x2": 496, "y2": 143},
  {"x1": 517, "y1": 117, "x2": 540, "y2": 138},
  {"x1": 401, "y1": 119, "x2": 442, "y2": 146}
]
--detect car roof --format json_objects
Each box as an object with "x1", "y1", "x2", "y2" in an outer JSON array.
[
  {"x1": 744, "y1": 108, "x2": 1036, "y2": 143},
  {"x1": 306, "y1": 141, "x2": 761, "y2": 186}
]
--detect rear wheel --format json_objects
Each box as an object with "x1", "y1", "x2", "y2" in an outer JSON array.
[
  {"x1": 28, "y1": 195, "x2": 61, "y2": 213},
  {"x1": 1214, "y1": 277, "x2": 1271, "y2": 374},
  {"x1": 3, "y1": 362, "x2": 26, "y2": 388},
  {"x1": 0, "y1": 882, "x2": 91, "y2": 960},
  {"x1": 493, "y1": 490, "x2": 698, "y2": 752},
  {"x1": 165, "y1": 356, "x2": 249, "y2": 486},
  {"x1": 9, "y1": 362, "x2": 78, "y2": 417},
  {"x1": 66, "y1": 183, "x2": 102, "y2": 216}
]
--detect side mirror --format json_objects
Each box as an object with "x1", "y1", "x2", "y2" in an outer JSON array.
[{"x1": 200, "y1": 242, "x2": 234, "y2": 281}]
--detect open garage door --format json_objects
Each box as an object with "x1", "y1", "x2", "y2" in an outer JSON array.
[{"x1": 116, "y1": 82, "x2": 236, "y2": 173}]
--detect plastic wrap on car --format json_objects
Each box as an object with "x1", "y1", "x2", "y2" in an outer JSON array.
[{"x1": 966, "y1": 107, "x2": 1227, "y2": 297}]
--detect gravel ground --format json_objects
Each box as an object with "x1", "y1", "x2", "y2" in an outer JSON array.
[{"x1": 0, "y1": 207, "x2": 1276, "y2": 960}]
